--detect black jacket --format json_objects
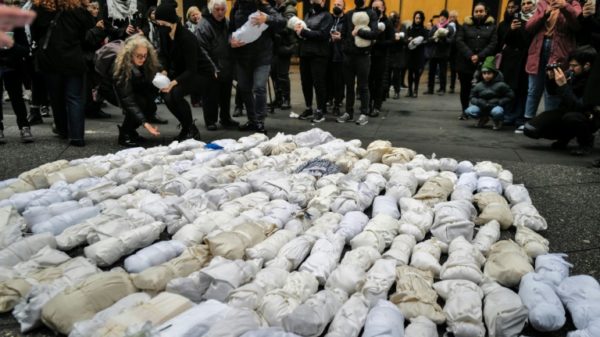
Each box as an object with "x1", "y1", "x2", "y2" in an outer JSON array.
[
  {"x1": 160, "y1": 24, "x2": 218, "y2": 86},
  {"x1": 547, "y1": 70, "x2": 590, "y2": 112},
  {"x1": 498, "y1": 18, "x2": 531, "y2": 90},
  {"x1": 115, "y1": 66, "x2": 156, "y2": 124},
  {"x1": 196, "y1": 15, "x2": 233, "y2": 80},
  {"x1": 428, "y1": 22, "x2": 456, "y2": 59},
  {"x1": 388, "y1": 23, "x2": 407, "y2": 68},
  {"x1": 341, "y1": 7, "x2": 379, "y2": 55},
  {"x1": 455, "y1": 15, "x2": 497, "y2": 74},
  {"x1": 273, "y1": 0, "x2": 298, "y2": 55},
  {"x1": 32, "y1": 6, "x2": 96, "y2": 75},
  {"x1": 0, "y1": 28, "x2": 29, "y2": 72},
  {"x1": 406, "y1": 24, "x2": 427, "y2": 70},
  {"x1": 229, "y1": 0, "x2": 286, "y2": 66},
  {"x1": 330, "y1": 13, "x2": 345, "y2": 62},
  {"x1": 84, "y1": 24, "x2": 108, "y2": 64},
  {"x1": 371, "y1": 15, "x2": 394, "y2": 58},
  {"x1": 578, "y1": 11, "x2": 600, "y2": 51},
  {"x1": 98, "y1": 0, "x2": 146, "y2": 41},
  {"x1": 470, "y1": 71, "x2": 514, "y2": 109},
  {"x1": 298, "y1": 6, "x2": 333, "y2": 58}
]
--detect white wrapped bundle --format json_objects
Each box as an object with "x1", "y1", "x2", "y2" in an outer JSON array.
[
  {"x1": 455, "y1": 172, "x2": 478, "y2": 192},
  {"x1": 382, "y1": 234, "x2": 416, "y2": 266},
  {"x1": 241, "y1": 328, "x2": 302, "y2": 337},
  {"x1": 406, "y1": 154, "x2": 440, "y2": 171},
  {"x1": 293, "y1": 128, "x2": 335, "y2": 148},
  {"x1": 535, "y1": 253, "x2": 572, "y2": 286},
  {"x1": 439, "y1": 158, "x2": 458, "y2": 172},
  {"x1": 324, "y1": 293, "x2": 370, "y2": 337},
  {"x1": 257, "y1": 271, "x2": 319, "y2": 326},
  {"x1": 518, "y1": 272, "x2": 566, "y2": 332},
  {"x1": 335, "y1": 211, "x2": 369, "y2": 243},
  {"x1": 315, "y1": 173, "x2": 344, "y2": 188},
  {"x1": 410, "y1": 238, "x2": 446, "y2": 277},
  {"x1": 131, "y1": 165, "x2": 180, "y2": 192},
  {"x1": 246, "y1": 229, "x2": 296, "y2": 262},
  {"x1": 389, "y1": 266, "x2": 445, "y2": 324},
  {"x1": 0, "y1": 188, "x2": 68, "y2": 212},
  {"x1": 200, "y1": 257, "x2": 262, "y2": 302},
  {"x1": 504, "y1": 184, "x2": 532, "y2": 205},
  {"x1": 284, "y1": 218, "x2": 310, "y2": 236},
  {"x1": 372, "y1": 195, "x2": 400, "y2": 219},
  {"x1": 0, "y1": 179, "x2": 34, "y2": 201},
  {"x1": 124, "y1": 240, "x2": 187, "y2": 273},
  {"x1": 481, "y1": 280, "x2": 528, "y2": 337},
  {"x1": 386, "y1": 168, "x2": 418, "y2": 196},
  {"x1": 84, "y1": 221, "x2": 165, "y2": 267},
  {"x1": 361, "y1": 259, "x2": 397, "y2": 306},
  {"x1": 227, "y1": 267, "x2": 289, "y2": 310},
  {"x1": 299, "y1": 232, "x2": 346, "y2": 284},
  {"x1": 557, "y1": 276, "x2": 600, "y2": 337},
  {"x1": 31, "y1": 206, "x2": 100, "y2": 235},
  {"x1": 515, "y1": 225, "x2": 549, "y2": 258},
  {"x1": 430, "y1": 200, "x2": 477, "y2": 244},
  {"x1": 410, "y1": 168, "x2": 439, "y2": 187},
  {"x1": 331, "y1": 179, "x2": 375, "y2": 215},
  {"x1": 364, "y1": 140, "x2": 393, "y2": 163},
  {"x1": 434, "y1": 279, "x2": 485, "y2": 337},
  {"x1": 304, "y1": 212, "x2": 343, "y2": 239},
  {"x1": 261, "y1": 200, "x2": 301, "y2": 229},
  {"x1": 165, "y1": 271, "x2": 204, "y2": 303},
  {"x1": 440, "y1": 236, "x2": 485, "y2": 284},
  {"x1": 46, "y1": 164, "x2": 109, "y2": 185},
  {"x1": 245, "y1": 170, "x2": 291, "y2": 201},
  {"x1": 511, "y1": 202, "x2": 547, "y2": 231},
  {"x1": 219, "y1": 192, "x2": 270, "y2": 215},
  {"x1": 474, "y1": 161, "x2": 502, "y2": 178},
  {"x1": 86, "y1": 209, "x2": 155, "y2": 244},
  {"x1": 326, "y1": 246, "x2": 380, "y2": 295},
  {"x1": 156, "y1": 299, "x2": 230, "y2": 337},
  {"x1": 484, "y1": 240, "x2": 533, "y2": 287},
  {"x1": 76, "y1": 182, "x2": 135, "y2": 203},
  {"x1": 398, "y1": 198, "x2": 434, "y2": 241},
  {"x1": 473, "y1": 192, "x2": 513, "y2": 229},
  {"x1": 17, "y1": 160, "x2": 69, "y2": 189},
  {"x1": 476, "y1": 176, "x2": 502, "y2": 194},
  {"x1": 69, "y1": 293, "x2": 151, "y2": 337},
  {"x1": 498, "y1": 170, "x2": 513, "y2": 190},
  {"x1": 172, "y1": 189, "x2": 217, "y2": 226},
  {"x1": 306, "y1": 185, "x2": 339, "y2": 218},
  {"x1": 362, "y1": 299, "x2": 405, "y2": 337},
  {"x1": 288, "y1": 173, "x2": 317, "y2": 207},
  {"x1": 404, "y1": 316, "x2": 437, "y2": 337},
  {"x1": 159, "y1": 177, "x2": 194, "y2": 196},
  {"x1": 282, "y1": 289, "x2": 348, "y2": 337},
  {"x1": 413, "y1": 176, "x2": 454, "y2": 207},
  {"x1": 205, "y1": 182, "x2": 252, "y2": 208},
  {"x1": 472, "y1": 220, "x2": 501, "y2": 255},
  {"x1": 266, "y1": 235, "x2": 317, "y2": 271},
  {"x1": 0, "y1": 233, "x2": 56, "y2": 267},
  {"x1": 203, "y1": 307, "x2": 264, "y2": 337},
  {"x1": 0, "y1": 206, "x2": 24, "y2": 250},
  {"x1": 451, "y1": 186, "x2": 474, "y2": 202},
  {"x1": 0, "y1": 246, "x2": 69, "y2": 284},
  {"x1": 350, "y1": 214, "x2": 399, "y2": 253},
  {"x1": 173, "y1": 211, "x2": 237, "y2": 246},
  {"x1": 205, "y1": 222, "x2": 268, "y2": 260},
  {"x1": 382, "y1": 147, "x2": 416, "y2": 165},
  {"x1": 23, "y1": 200, "x2": 84, "y2": 228}
]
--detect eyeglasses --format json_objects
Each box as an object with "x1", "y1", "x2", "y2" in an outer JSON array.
[{"x1": 134, "y1": 53, "x2": 148, "y2": 60}]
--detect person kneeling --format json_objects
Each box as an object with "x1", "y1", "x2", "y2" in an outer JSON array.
[
  {"x1": 113, "y1": 36, "x2": 161, "y2": 147},
  {"x1": 464, "y1": 56, "x2": 514, "y2": 130},
  {"x1": 524, "y1": 47, "x2": 598, "y2": 156}
]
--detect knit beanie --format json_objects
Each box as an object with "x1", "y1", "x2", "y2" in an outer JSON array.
[
  {"x1": 155, "y1": 3, "x2": 179, "y2": 24},
  {"x1": 481, "y1": 56, "x2": 497, "y2": 73}
]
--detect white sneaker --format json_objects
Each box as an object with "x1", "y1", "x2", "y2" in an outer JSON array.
[
  {"x1": 356, "y1": 114, "x2": 369, "y2": 126},
  {"x1": 23, "y1": 90, "x2": 32, "y2": 102},
  {"x1": 337, "y1": 112, "x2": 352, "y2": 123},
  {"x1": 515, "y1": 125, "x2": 525, "y2": 134},
  {"x1": 311, "y1": 113, "x2": 325, "y2": 123}
]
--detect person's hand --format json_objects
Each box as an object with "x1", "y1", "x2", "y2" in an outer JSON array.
[
  {"x1": 214, "y1": 72, "x2": 218, "y2": 79},
  {"x1": 552, "y1": 0, "x2": 566, "y2": 10},
  {"x1": 352, "y1": 27, "x2": 360, "y2": 36},
  {"x1": 582, "y1": 1, "x2": 596, "y2": 18},
  {"x1": 161, "y1": 80, "x2": 177, "y2": 93},
  {"x1": 294, "y1": 22, "x2": 303, "y2": 34},
  {"x1": 510, "y1": 19, "x2": 521, "y2": 30},
  {"x1": 554, "y1": 67, "x2": 567, "y2": 86},
  {"x1": 331, "y1": 31, "x2": 341, "y2": 41},
  {"x1": 251, "y1": 12, "x2": 267, "y2": 26},
  {"x1": 230, "y1": 37, "x2": 245, "y2": 48},
  {"x1": 136, "y1": 28, "x2": 144, "y2": 35},
  {"x1": 0, "y1": 33, "x2": 14, "y2": 49},
  {"x1": 161, "y1": 70, "x2": 168, "y2": 76},
  {"x1": 547, "y1": 69, "x2": 555, "y2": 79},
  {"x1": 126, "y1": 24, "x2": 136, "y2": 35},
  {"x1": 0, "y1": 6, "x2": 36, "y2": 31},
  {"x1": 143, "y1": 122, "x2": 160, "y2": 136},
  {"x1": 471, "y1": 54, "x2": 479, "y2": 64},
  {"x1": 96, "y1": 19, "x2": 104, "y2": 29}
]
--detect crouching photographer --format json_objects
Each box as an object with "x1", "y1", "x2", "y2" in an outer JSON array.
[{"x1": 524, "y1": 46, "x2": 599, "y2": 156}]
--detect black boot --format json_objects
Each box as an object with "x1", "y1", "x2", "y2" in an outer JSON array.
[
  {"x1": 175, "y1": 123, "x2": 201, "y2": 142},
  {"x1": 27, "y1": 107, "x2": 43, "y2": 125},
  {"x1": 280, "y1": 98, "x2": 291, "y2": 110},
  {"x1": 118, "y1": 125, "x2": 139, "y2": 147}
]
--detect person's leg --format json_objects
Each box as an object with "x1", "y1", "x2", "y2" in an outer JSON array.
[
  {"x1": 413, "y1": 67, "x2": 424, "y2": 97},
  {"x1": 279, "y1": 54, "x2": 292, "y2": 107},
  {"x1": 524, "y1": 71, "x2": 545, "y2": 119},
  {"x1": 464, "y1": 105, "x2": 481, "y2": 118},
  {"x1": 449, "y1": 58, "x2": 457, "y2": 92},
  {"x1": 438, "y1": 58, "x2": 448, "y2": 92},
  {"x1": 202, "y1": 81, "x2": 219, "y2": 128},
  {"x1": 356, "y1": 54, "x2": 371, "y2": 117},
  {"x1": 163, "y1": 83, "x2": 194, "y2": 127},
  {"x1": 251, "y1": 64, "x2": 271, "y2": 126},
  {"x1": 524, "y1": 108, "x2": 565, "y2": 140},
  {"x1": 218, "y1": 79, "x2": 236, "y2": 125},
  {"x1": 45, "y1": 73, "x2": 68, "y2": 137},
  {"x1": 64, "y1": 75, "x2": 85, "y2": 143},
  {"x1": 343, "y1": 57, "x2": 356, "y2": 118},
  {"x1": 312, "y1": 56, "x2": 329, "y2": 115},
  {"x1": 236, "y1": 63, "x2": 255, "y2": 124},
  {"x1": 562, "y1": 112, "x2": 595, "y2": 154},
  {"x1": 407, "y1": 68, "x2": 415, "y2": 96},
  {"x1": 372, "y1": 56, "x2": 386, "y2": 110},
  {"x1": 427, "y1": 58, "x2": 437, "y2": 93},
  {"x1": 458, "y1": 72, "x2": 473, "y2": 112},
  {"x1": 270, "y1": 56, "x2": 280, "y2": 105},
  {"x1": 299, "y1": 56, "x2": 314, "y2": 111},
  {"x1": 4, "y1": 71, "x2": 30, "y2": 130},
  {"x1": 332, "y1": 61, "x2": 345, "y2": 108}
]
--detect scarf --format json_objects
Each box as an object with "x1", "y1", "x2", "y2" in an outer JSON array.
[
  {"x1": 544, "y1": 8, "x2": 559, "y2": 37},
  {"x1": 437, "y1": 18, "x2": 449, "y2": 29},
  {"x1": 520, "y1": 0, "x2": 537, "y2": 22},
  {"x1": 107, "y1": 0, "x2": 137, "y2": 21}
]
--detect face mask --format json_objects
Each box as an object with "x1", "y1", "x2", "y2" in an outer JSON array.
[
  {"x1": 354, "y1": 0, "x2": 364, "y2": 8},
  {"x1": 158, "y1": 24, "x2": 172, "y2": 34},
  {"x1": 373, "y1": 8, "x2": 381, "y2": 16},
  {"x1": 333, "y1": 6, "x2": 342, "y2": 15},
  {"x1": 311, "y1": 2, "x2": 321, "y2": 10}
]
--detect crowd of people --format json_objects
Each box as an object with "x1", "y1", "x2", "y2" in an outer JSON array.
[{"x1": 0, "y1": 0, "x2": 598, "y2": 161}]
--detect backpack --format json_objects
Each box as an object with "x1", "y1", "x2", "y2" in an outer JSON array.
[{"x1": 94, "y1": 40, "x2": 124, "y2": 79}]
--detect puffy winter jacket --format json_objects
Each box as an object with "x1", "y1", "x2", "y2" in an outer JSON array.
[
  {"x1": 114, "y1": 67, "x2": 156, "y2": 124},
  {"x1": 455, "y1": 15, "x2": 497, "y2": 74},
  {"x1": 298, "y1": 6, "x2": 333, "y2": 58},
  {"x1": 273, "y1": 0, "x2": 298, "y2": 55},
  {"x1": 195, "y1": 15, "x2": 233, "y2": 80},
  {"x1": 341, "y1": 7, "x2": 379, "y2": 55},
  {"x1": 469, "y1": 71, "x2": 514, "y2": 109}
]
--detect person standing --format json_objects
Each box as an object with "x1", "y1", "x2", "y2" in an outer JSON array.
[
  {"x1": 327, "y1": 0, "x2": 346, "y2": 115},
  {"x1": 367, "y1": 0, "x2": 393, "y2": 117},
  {"x1": 405, "y1": 10, "x2": 427, "y2": 98},
  {"x1": 195, "y1": 0, "x2": 239, "y2": 131},
  {"x1": 386, "y1": 11, "x2": 406, "y2": 100},
  {"x1": 424, "y1": 9, "x2": 455, "y2": 96},
  {"x1": 448, "y1": 9, "x2": 460, "y2": 94},
  {"x1": 270, "y1": 0, "x2": 297, "y2": 110}
]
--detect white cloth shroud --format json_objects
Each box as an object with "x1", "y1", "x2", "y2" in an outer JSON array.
[
  {"x1": 515, "y1": 225, "x2": 549, "y2": 258},
  {"x1": 350, "y1": 214, "x2": 399, "y2": 253},
  {"x1": 266, "y1": 235, "x2": 317, "y2": 271},
  {"x1": 156, "y1": 300, "x2": 231, "y2": 337},
  {"x1": 557, "y1": 275, "x2": 600, "y2": 337},
  {"x1": 335, "y1": 211, "x2": 369, "y2": 243},
  {"x1": 404, "y1": 316, "x2": 437, "y2": 337},
  {"x1": 325, "y1": 246, "x2": 381, "y2": 295},
  {"x1": 361, "y1": 259, "x2": 397, "y2": 307},
  {"x1": 390, "y1": 266, "x2": 445, "y2": 324},
  {"x1": 31, "y1": 207, "x2": 100, "y2": 235},
  {"x1": 430, "y1": 200, "x2": 477, "y2": 244},
  {"x1": 382, "y1": 234, "x2": 416, "y2": 266},
  {"x1": 518, "y1": 272, "x2": 566, "y2": 332},
  {"x1": 504, "y1": 184, "x2": 532, "y2": 205},
  {"x1": 281, "y1": 288, "x2": 348, "y2": 337},
  {"x1": 0, "y1": 206, "x2": 24, "y2": 250},
  {"x1": 324, "y1": 293, "x2": 371, "y2": 337},
  {"x1": 434, "y1": 279, "x2": 485, "y2": 337},
  {"x1": 0, "y1": 233, "x2": 56, "y2": 267},
  {"x1": 246, "y1": 229, "x2": 296, "y2": 262},
  {"x1": 227, "y1": 267, "x2": 289, "y2": 310},
  {"x1": 440, "y1": 236, "x2": 486, "y2": 284},
  {"x1": 535, "y1": 253, "x2": 572, "y2": 286},
  {"x1": 481, "y1": 280, "x2": 528, "y2": 337},
  {"x1": 372, "y1": 195, "x2": 400, "y2": 219},
  {"x1": 409, "y1": 238, "x2": 446, "y2": 277},
  {"x1": 299, "y1": 232, "x2": 346, "y2": 285},
  {"x1": 471, "y1": 220, "x2": 501, "y2": 255},
  {"x1": 362, "y1": 299, "x2": 405, "y2": 337},
  {"x1": 511, "y1": 202, "x2": 548, "y2": 231},
  {"x1": 484, "y1": 240, "x2": 533, "y2": 287},
  {"x1": 124, "y1": 240, "x2": 187, "y2": 273},
  {"x1": 398, "y1": 198, "x2": 434, "y2": 241}
]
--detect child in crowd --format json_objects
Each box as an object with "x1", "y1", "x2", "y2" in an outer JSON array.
[{"x1": 464, "y1": 56, "x2": 514, "y2": 130}]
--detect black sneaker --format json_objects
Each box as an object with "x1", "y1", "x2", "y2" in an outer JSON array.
[
  {"x1": 369, "y1": 109, "x2": 380, "y2": 118},
  {"x1": 232, "y1": 107, "x2": 244, "y2": 117},
  {"x1": 220, "y1": 119, "x2": 240, "y2": 129},
  {"x1": 311, "y1": 110, "x2": 325, "y2": 123},
  {"x1": 27, "y1": 108, "x2": 43, "y2": 125},
  {"x1": 40, "y1": 106, "x2": 51, "y2": 117},
  {"x1": 299, "y1": 108, "x2": 314, "y2": 120},
  {"x1": 20, "y1": 127, "x2": 34, "y2": 143},
  {"x1": 280, "y1": 99, "x2": 291, "y2": 110},
  {"x1": 393, "y1": 92, "x2": 400, "y2": 100},
  {"x1": 206, "y1": 124, "x2": 218, "y2": 131}
]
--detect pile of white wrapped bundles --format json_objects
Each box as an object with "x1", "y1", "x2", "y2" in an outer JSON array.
[{"x1": 0, "y1": 129, "x2": 595, "y2": 337}]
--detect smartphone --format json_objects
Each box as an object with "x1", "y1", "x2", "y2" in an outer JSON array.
[{"x1": 513, "y1": 12, "x2": 521, "y2": 21}]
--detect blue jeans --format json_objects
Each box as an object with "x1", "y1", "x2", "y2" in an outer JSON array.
[
  {"x1": 524, "y1": 38, "x2": 561, "y2": 119},
  {"x1": 45, "y1": 73, "x2": 85, "y2": 141},
  {"x1": 236, "y1": 63, "x2": 270, "y2": 125},
  {"x1": 465, "y1": 105, "x2": 504, "y2": 120}
]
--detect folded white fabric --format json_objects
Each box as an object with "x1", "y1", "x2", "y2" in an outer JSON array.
[
  {"x1": 473, "y1": 192, "x2": 513, "y2": 229},
  {"x1": 350, "y1": 214, "x2": 399, "y2": 253},
  {"x1": 200, "y1": 257, "x2": 261, "y2": 302},
  {"x1": 434, "y1": 279, "x2": 485, "y2": 337},
  {"x1": 86, "y1": 209, "x2": 155, "y2": 244},
  {"x1": 476, "y1": 177, "x2": 502, "y2": 194},
  {"x1": 204, "y1": 307, "x2": 264, "y2": 337},
  {"x1": 205, "y1": 222, "x2": 268, "y2": 260},
  {"x1": 410, "y1": 238, "x2": 446, "y2": 277},
  {"x1": 362, "y1": 299, "x2": 405, "y2": 337},
  {"x1": 335, "y1": 211, "x2": 369, "y2": 243},
  {"x1": 484, "y1": 240, "x2": 533, "y2": 287},
  {"x1": 557, "y1": 275, "x2": 600, "y2": 337},
  {"x1": 430, "y1": 200, "x2": 477, "y2": 244},
  {"x1": 440, "y1": 236, "x2": 486, "y2": 284},
  {"x1": 535, "y1": 253, "x2": 572, "y2": 286},
  {"x1": 246, "y1": 229, "x2": 296, "y2": 262},
  {"x1": 325, "y1": 246, "x2": 380, "y2": 295},
  {"x1": 390, "y1": 266, "x2": 445, "y2": 324},
  {"x1": 324, "y1": 293, "x2": 371, "y2": 337},
  {"x1": 372, "y1": 195, "x2": 400, "y2": 219},
  {"x1": 511, "y1": 202, "x2": 547, "y2": 231},
  {"x1": 398, "y1": 198, "x2": 434, "y2": 241},
  {"x1": 518, "y1": 272, "x2": 566, "y2": 332},
  {"x1": 382, "y1": 147, "x2": 417, "y2": 166},
  {"x1": 227, "y1": 267, "x2": 289, "y2": 310},
  {"x1": 361, "y1": 259, "x2": 397, "y2": 307},
  {"x1": 481, "y1": 280, "x2": 528, "y2": 337},
  {"x1": 404, "y1": 316, "x2": 437, "y2": 337},
  {"x1": 173, "y1": 211, "x2": 237, "y2": 246},
  {"x1": 124, "y1": 240, "x2": 187, "y2": 273},
  {"x1": 413, "y1": 176, "x2": 454, "y2": 207},
  {"x1": 0, "y1": 233, "x2": 56, "y2": 267},
  {"x1": 382, "y1": 234, "x2": 416, "y2": 266},
  {"x1": 504, "y1": 184, "x2": 532, "y2": 205},
  {"x1": 32, "y1": 206, "x2": 100, "y2": 235},
  {"x1": 472, "y1": 220, "x2": 501, "y2": 255},
  {"x1": 299, "y1": 232, "x2": 346, "y2": 284},
  {"x1": 282, "y1": 288, "x2": 348, "y2": 337},
  {"x1": 474, "y1": 161, "x2": 502, "y2": 178},
  {"x1": 0, "y1": 206, "x2": 24, "y2": 250},
  {"x1": 266, "y1": 235, "x2": 317, "y2": 271},
  {"x1": 304, "y1": 212, "x2": 343, "y2": 239},
  {"x1": 152, "y1": 72, "x2": 170, "y2": 89},
  {"x1": 515, "y1": 225, "x2": 549, "y2": 258}
]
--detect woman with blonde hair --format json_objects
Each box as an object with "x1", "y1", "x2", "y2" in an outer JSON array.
[
  {"x1": 112, "y1": 35, "x2": 161, "y2": 146},
  {"x1": 186, "y1": 6, "x2": 201, "y2": 32}
]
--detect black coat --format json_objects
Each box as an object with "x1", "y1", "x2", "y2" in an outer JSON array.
[
  {"x1": 195, "y1": 15, "x2": 233, "y2": 80},
  {"x1": 371, "y1": 15, "x2": 394, "y2": 58},
  {"x1": 406, "y1": 24, "x2": 427, "y2": 70},
  {"x1": 229, "y1": 0, "x2": 286, "y2": 66},
  {"x1": 98, "y1": 0, "x2": 146, "y2": 41},
  {"x1": 584, "y1": 52, "x2": 600, "y2": 107},
  {"x1": 428, "y1": 22, "x2": 456, "y2": 59},
  {"x1": 455, "y1": 15, "x2": 497, "y2": 74},
  {"x1": 340, "y1": 8, "x2": 379, "y2": 55},
  {"x1": 388, "y1": 24, "x2": 407, "y2": 68},
  {"x1": 330, "y1": 13, "x2": 345, "y2": 62},
  {"x1": 32, "y1": 6, "x2": 96, "y2": 75},
  {"x1": 547, "y1": 70, "x2": 590, "y2": 112},
  {"x1": 498, "y1": 18, "x2": 531, "y2": 91},
  {"x1": 115, "y1": 66, "x2": 156, "y2": 124},
  {"x1": 298, "y1": 6, "x2": 333, "y2": 58},
  {"x1": 273, "y1": 0, "x2": 298, "y2": 55},
  {"x1": 0, "y1": 28, "x2": 29, "y2": 72}
]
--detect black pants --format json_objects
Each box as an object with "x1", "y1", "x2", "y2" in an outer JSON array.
[
  {"x1": 428, "y1": 57, "x2": 448, "y2": 92},
  {"x1": 271, "y1": 53, "x2": 292, "y2": 101},
  {"x1": 389, "y1": 66, "x2": 402, "y2": 93},
  {"x1": 25, "y1": 57, "x2": 49, "y2": 108},
  {"x1": 202, "y1": 79, "x2": 233, "y2": 126},
  {"x1": 0, "y1": 70, "x2": 29, "y2": 130},
  {"x1": 449, "y1": 57, "x2": 457, "y2": 90},
  {"x1": 163, "y1": 75, "x2": 207, "y2": 129},
  {"x1": 407, "y1": 67, "x2": 423, "y2": 95},
  {"x1": 369, "y1": 54, "x2": 386, "y2": 110},
  {"x1": 122, "y1": 93, "x2": 157, "y2": 134},
  {"x1": 84, "y1": 65, "x2": 102, "y2": 115},
  {"x1": 300, "y1": 56, "x2": 328, "y2": 111},
  {"x1": 525, "y1": 109, "x2": 598, "y2": 146},
  {"x1": 458, "y1": 71, "x2": 474, "y2": 111},
  {"x1": 327, "y1": 61, "x2": 345, "y2": 105},
  {"x1": 344, "y1": 53, "x2": 371, "y2": 117}
]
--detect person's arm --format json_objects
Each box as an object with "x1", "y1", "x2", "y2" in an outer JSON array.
[
  {"x1": 455, "y1": 23, "x2": 474, "y2": 58},
  {"x1": 356, "y1": 10, "x2": 380, "y2": 40},
  {"x1": 260, "y1": 2, "x2": 286, "y2": 31},
  {"x1": 115, "y1": 78, "x2": 147, "y2": 124},
  {"x1": 174, "y1": 33, "x2": 199, "y2": 85},
  {"x1": 526, "y1": 2, "x2": 549, "y2": 33},
  {"x1": 469, "y1": 83, "x2": 483, "y2": 107},
  {"x1": 300, "y1": 12, "x2": 333, "y2": 40},
  {"x1": 562, "y1": 0, "x2": 582, "y2": 30},
  {"x1": 478, "y1": 25, "x2": 498, "y2": 59},
  {"x1": 498, "y1": 82, "x2": 515, "y2": 108}
]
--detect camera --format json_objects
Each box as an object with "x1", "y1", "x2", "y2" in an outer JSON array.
[
  {"x1": 513, "y1": 12, "x2": 521, "y2": 20},
  {"x1": 546, "y1": 63, "x2": 562, "y2": 70}
]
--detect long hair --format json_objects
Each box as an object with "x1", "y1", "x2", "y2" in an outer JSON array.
[
  {"x1": 368, "y1": 0, "x2": 386, "y2": 15},
  {"x1": 33, "y1": 0, "x2": 83, "y2": 12},
  {"x1": 113, "y1": 35, "x2": 160, "y2": 86},
  {"x1": 412, "y1": 10, "x2": 425, "y2": 27}
]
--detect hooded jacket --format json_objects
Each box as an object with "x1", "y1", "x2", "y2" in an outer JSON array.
[
  {"x1": 469, "y1": 71, "x2": 514, "y2": 109},
  {"x1": 273, "y1": 0, "x2": 298, "y2": 55},
  {"x1": 455, "y1": 15, "x2": 497, "y2": 74},
  {"x1": 298, "y1": 5, "x2": 333, "y2": 58},
  {"x1": 330, "y1": 13, "x2": 345, "y2": 62},
  {"x1": 340, "y1": 7, "x2": 379, "y2": 55}
]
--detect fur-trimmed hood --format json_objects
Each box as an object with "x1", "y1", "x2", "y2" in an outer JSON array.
[{"x1": 463, "y1": 15, "x2": 495, "y2": 26}]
